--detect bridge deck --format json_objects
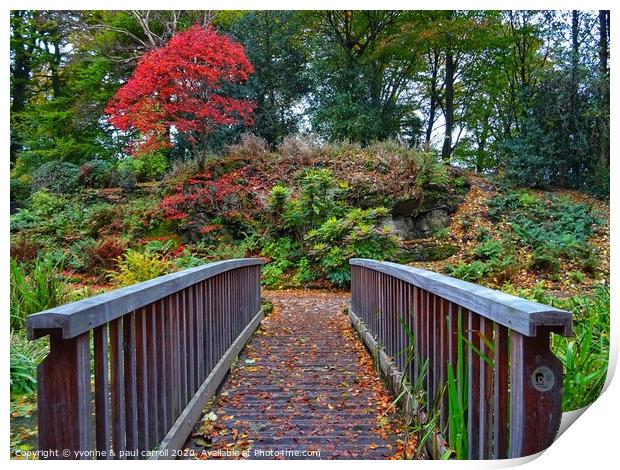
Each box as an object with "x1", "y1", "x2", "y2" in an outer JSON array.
[{"x1": 182, "y1": 290, "x2": 413, "y2": 459}]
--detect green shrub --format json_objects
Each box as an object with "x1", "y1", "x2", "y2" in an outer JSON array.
[
  {"x1": 528, "y1": 247, "x2": 560, "y2": 273},
  {"x1": 448, "y1": 236, "x2": 517, "y2": 284},
  {"x1": 108, "y1": 250, "x2": 171, "y2": 287},
  {"x1": 10, "y1": 207, "x2": 38, "y2": 232},
  {"x1": 413, "y1": 150, "x2": 448, "y2": 188},
  {"x1": 10, "y1": 178, "x2": 30, "y2": 202},
  {"x1": 517, "y1": 190, "x2": 539, "y2": 208},
  {"x1": 66, "y1": 238, "x2": 97, "y2": 271},
  {"x1": 295, "y1": 168, "x2": 342, "y2": 229},
  {"x1": 173, "y1": 249, "x2": 207, "y2": 270},
  {"x1": 306, "y1": 207, "x2": 397, "y2": 287},
  {"x1": 294, "y1": 257, "x2": 317, "y2": 285},
  {"x1": 143, "y1": 238, "x2": 177, "y2": 255},
  {"x1": 262, "y1": 263, "x2": 287, "y2": 287},
  {"x1": 261, "y1": 237, "x2": 300, "y2": 287},
  {"x1": 434, "y1": 227, "x2": 450, "y2": 240},
  {"x1": 31, "y1": 161, "x2": 80, "y2": 194},
  {"x1": 444, "y1": 260, "x2": 490, "y2": 282},
  {"x1": 10, "y1": 333, "x2": 47, "y2": 395},
  {"x1": 475, "y1": 226, "x2": 491, "y2": 242},
  {"x1": 24, "y1": 191, "x2": 85, "y2": 240},
  {"x1": 577, "y1": 246, "x2": 600, "y2": 274},
  {"x1": 268, "y1": 184, "x2": 291, "y2": 214},
  {"x1": 491, "y1": 191, "x2": 599, "y2": 273},
  {"x1": 84, "y1": 203, "x2": 125, "y2": 236},
  {"x1": 552, "y1": 287, "x2": 609, "y2": 410},
  {"x1": 189, "y1": 242, "x2": 246, "y2": 261},
  {"x1": 30, "y1": 190, "x2": 68, "y2": 215},
  {"x1": 118, "y1": 164, "x2": 138, "y2": 191},
  {"x1": 569, "y1": 271, "x2": 586, "y2": 283},
  {"x1": 473, "y1": 239, "x2": 503, "y2": 260},
  {"x1": 10, "y1": 254, "x2": 66, "y2": 330},
  {"x1": 118, "y1": 152, "x2": 168, "y2": 182},
  {"x1": 487, "y1": 189, "x2": 542, "y2": 221},
  {"x1": 79, "y1": 159, "x2": 115, "y2": 188},
  {"x1": 317, "y1": 245, "x2": 350, "y2": 286}
]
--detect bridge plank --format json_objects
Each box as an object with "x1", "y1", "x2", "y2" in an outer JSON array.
[
  {"x1": 196, "y1": 283, "x2": 204, "y2": 386},
  {"x1": 123, "y1": 312, "x2": 138, "y2": 458},
  {"x1": 109, "y1": 318, "x2": 126, "y2": 457},
  {"x1": 182, "y1": 292, "x2": 410, "y2": 460},
  {"x1": 479, "y1": 317, "x2": 493, "y2": 459},
  {"x1": 467, "y1": 311, "x2": 480, "y2": 459},
  {"x1": 135, "y1": 308, "x2": 149, "y2": 452},
  {"x1": 156, "y1": 300, "x2": 168, "y2": 440},
  {"x1": 186, "y1": 287, "x2": 195, "y2": 398},
  {"x1": 147, "y1": 303, "x2": 159, "y2": 448},
  {"x1": 37, "y1": 332, "x2": 91, "y2": 459},
  {"x1": 439, "y1": 298, "x2": 449, "y2": 433},
  {"x1": 492, "y1": 323, "x2": 509, "y2": 459},
  {"x1": 157, "y1": 308, "x2": 264, "y2": 458},
  {"x1": 94, "y1": 324, "x2": 112, "y2": 458}
]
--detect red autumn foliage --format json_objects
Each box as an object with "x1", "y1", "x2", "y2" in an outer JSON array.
[
  {"x1": 10, "y1": 236, "x2": 41, "y2": 262},
  {"x1": 88, "y1": 237, "x2": 127, "y2": 270},
  {"x1": 105, "y1": 25, "x2": 255, "y2": 156},
  {"x1": 159, "y1": 169, "x2": 262, "y2": 237},
  {"x1": 199, "y1": 224, "x2": 221, "y2": 234}
]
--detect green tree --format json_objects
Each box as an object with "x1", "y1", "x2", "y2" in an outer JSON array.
[
  {"x1": 308, "y1": 11, "x2": 423, "y2": 144},
  {"x1": 229, "y1": 11, "x2": 311, "y2": 146}
]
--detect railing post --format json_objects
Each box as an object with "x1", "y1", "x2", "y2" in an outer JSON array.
[
  {"x1": 38, "y1": 332, "x2": 92, "y2": 459},
  {"x1": 509, "y1": 328, "x2": 563, "y2": 458}
]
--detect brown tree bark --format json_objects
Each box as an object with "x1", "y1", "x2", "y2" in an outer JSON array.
[
  {"x1": 10, "y1": 11, "x2": 33, "y2": 165},
  {"x1": 441, "y1": 50, "x2": 455, "y2": 162},
  {"x1": 425, "y1": 49, "x2": 441, "y2": 149},
  {"x1": 598, "y1": 10, "x2": 610, "y2": 168}
]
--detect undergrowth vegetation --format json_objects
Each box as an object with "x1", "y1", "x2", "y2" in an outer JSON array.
[
  {"x1": 9, "y1": 142, "x2": 449, "y2": 395},
  {"x1": 445, "y1": 190, "x2": 603, "y2": 284},
  {"x1": 9, "y1": 141, "x2": 610, "y2": 432}
]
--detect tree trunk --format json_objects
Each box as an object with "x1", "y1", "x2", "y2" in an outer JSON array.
[
  {"x1": 425, "y1": 50, "x2": 440, "y2": 149},
  {"x1": 570, "y1": 11, "x2": 579, "y2": 132},
  {"x1": 51, "y1": 38, "x2": 63, "y2": 98},
  {"x1": 10, "y1": 11, "x2": 32, "y2": 166},
  {"x1": 476, "y1": 114, "x2": 490, "y2": 173},
  {"x1": 598, "y1": 10, "x2": 610, "y2": 168},
  {"x1": 441, "y1": 50, "x2": 455, "y2": 162},
  {"x1": 561, "y1": 10, "x2": 580, "y2": 187}
]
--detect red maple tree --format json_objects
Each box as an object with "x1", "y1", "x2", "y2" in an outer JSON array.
[{"x1": 106, "y1": 25, "x2": 254, "y2": 158}]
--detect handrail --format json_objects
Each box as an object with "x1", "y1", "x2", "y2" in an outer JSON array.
[
  {"x1": 349, "y1": 258, "x2": 573, "y2": 459},
  {"x1": 28, "y1": 259, "x2": 264, "y2": 460},
  {"x1": 28, "y1": 258, "x2": 263, "y2": 340},
  {"x1": 350, "y1": 259, "x2": 572, "y2": 337}
]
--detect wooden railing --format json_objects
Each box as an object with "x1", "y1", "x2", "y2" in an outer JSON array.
[
  {"x1": 349, "y1": 259, "x2": 572, "y2": 460},
  {"x1": 27, "y1": 259, "x2": 263, "y2": 460}
]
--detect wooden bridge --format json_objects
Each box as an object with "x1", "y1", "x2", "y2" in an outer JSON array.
[{"x1": 26, "y1": 258, "x2": 572, "y2": 460}]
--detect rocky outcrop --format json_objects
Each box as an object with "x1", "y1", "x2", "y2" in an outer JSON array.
[
  {"x1": 384, "y1": 190, "x2": 463, "y2": 239},
  {"x1": 384, "y1": 209, "x2": 450, "y2": 239}
]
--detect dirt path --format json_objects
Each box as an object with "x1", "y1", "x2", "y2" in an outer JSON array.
[{"x1": 183, "y1": 290, "x2": 413, "y2": 460}]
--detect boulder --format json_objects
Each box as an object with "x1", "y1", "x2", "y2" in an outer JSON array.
[{"x1": 384, "y1": 208, "x2": 450, "y2": 239}]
